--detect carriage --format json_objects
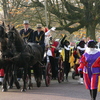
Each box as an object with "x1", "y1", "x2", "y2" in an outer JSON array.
[
  {"x1": 43, "y1": 39, "x2": 65, "y2": 86},
  {"x1": 0, "y1": 23, "x2": 65, "y2": 92},
  {"x1": 43, "y1": 51, "x2": 64, "y2": 87}
]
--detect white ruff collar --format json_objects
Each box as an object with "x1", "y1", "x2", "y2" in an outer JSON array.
[
  {"x1": 85, "y1": 48, "x2": 99, "y2": 54},
  {"x1": 77, "y1": 46, "x2": 85, "y2": 51}
]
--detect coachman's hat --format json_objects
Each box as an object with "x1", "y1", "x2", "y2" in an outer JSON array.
[
  {"x1": 23, "y1": 20, "x2": 29, "y2": 24},
  {"x1": 37, "y1": 24, "x2": 42, "y2": 29}
]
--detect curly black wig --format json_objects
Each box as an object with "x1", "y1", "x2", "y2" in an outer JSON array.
[
  {"x1": 87, "y1": 40, "x2": 96, "y2": 48},
  {"x1": 77, "y1": 40, "x2": 86, "y2": 48}
]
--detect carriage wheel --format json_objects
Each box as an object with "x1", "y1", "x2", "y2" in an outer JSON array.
[
  {"x1": 58, "y1": 68, "x2": 64, "y2": 83},
  {"x1": 45, "y1": 62, "x2": 52, "y2": 87},
  {"x1": 58, "y1": 57, "x2": 64, "y2": 83}
]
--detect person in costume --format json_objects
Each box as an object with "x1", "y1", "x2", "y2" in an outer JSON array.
[
  {"x1": 45, "y1": 27, "x2": 56, "y2": 47},
  {"x1": 49, "y1": 39, "x2": 59, "y2": 79},
  {"x1": 73, "y1": 40, "x2": 86, "y2": 84},
  {"x1": 45, "y1": 27, "x2": 59, "y2": 79},
  {"x1": 77, "y1": 40, "x2": 86, "y2": 57},
  {"x1": 78, "y1": 40, "x2": 100, "y2": 100},
  {"x1": 60, "y1": 35, "x2": 70, "y2": 81},
  {"x1": 20, "y1": 20, "x2": 34, "y2": 43},
  {"x1": 78, "y1": 41, "x2": 86, "y2": 84},
  {"x1": 33, "y1": 24, "x2": 45, "y2": 53}
]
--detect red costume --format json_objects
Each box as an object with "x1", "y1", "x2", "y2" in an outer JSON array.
[
  {"x1": 78, "y1": 49, "x2": 100, "y2": 90},
  {"x1": 51, "y1": 41, "x2": 59, "y2": 57}
]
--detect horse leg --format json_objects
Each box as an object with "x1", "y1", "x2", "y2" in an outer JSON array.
[
  {"x1": 9, "y1": 72, "x2": 14, "y2": 89},
  {"x1": 28, "y1": 66, "x2": 33, "y2": 90},
  {"x1": 13, "y1": 65, "x2": 20, "y2": 89},
  {"x1": 2, "y1": 74, "x2": 8, "y2": 92},
  {"x1": 21, "y1": 65, "x2": 27, "y2": 92},
  {"x1": 37, "y1": 65, "x2": 42, "y2": 87},
  {"x1": 2, "y1": 66, "x2": 8, "y2": 92},
  {"x1": 7, "y1": 65, "x2": 14, "y2": 89},
  {"x1": 34, "y1": 63, "x2": 42, "y2": 87}
]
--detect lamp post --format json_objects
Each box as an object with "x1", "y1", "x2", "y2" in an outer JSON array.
[{"x1": 44, "y1": 0, "x2": 48, "y2": 28}]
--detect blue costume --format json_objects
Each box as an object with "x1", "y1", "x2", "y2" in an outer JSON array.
[
  {"x1": 20, "y1": 28, "x2": 34, "y2": 42},
  {"x1": 33, "y1": 30, "x2": 45, "y2": 52}
]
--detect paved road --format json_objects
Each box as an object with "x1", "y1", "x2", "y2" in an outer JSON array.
[{"x1": 0, "y1": 74, "x2": 100, "y2": 100}]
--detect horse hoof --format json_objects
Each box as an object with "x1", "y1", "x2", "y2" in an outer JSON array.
[
  {"x1": 15, "y1": 82, "x2": 21, "y2": 89},
  {"x1": 27, "y1": 86, "x2": 33, "y2": 90},
  {"x1": 8, "y1": 86, "x2": 10, "y2": 89},
  {"x1": 28, "y1": 83, "x2": 33, "y2": 89},
  {"x1": 2, "y1": 89, "x2": 7, "y2": 92},
  {"x1": 37, "y1": 82, "x2": 41, "y2": 87},
  {"x1": 17, "y1": 85, "x2": 21, "y2": 89},
  {"x1": 27, "y1": 87, "x2": 31, "y2": 90},
  {"x1": 21, "y1": 89, "x2": 26, "y2": 92},
  {"x1": 8, "y1": 86, "x2": 13, "y2": 89},
  {"x1": 36, "y1": 78, "x2": 41, "y2": 87}
]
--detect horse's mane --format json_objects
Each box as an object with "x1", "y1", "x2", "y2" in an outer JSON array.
[
  {"x1": 0, "y1": 25, "x2": 6, "y2": 35},
  {"x1": 10, "y1": 27, "x2": 25, "y2": 44},
  {"x1": 11, "y1": 27, "x2": 22, "y2": 39},
  {"x1": 0, "y1": 25, "x2": 8, "y2": 52},
  {"x1": 9, "y1": 27, "x2": 25, "y2": 52}
]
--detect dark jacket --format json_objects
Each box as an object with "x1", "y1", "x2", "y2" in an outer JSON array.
[
  {"x1": 20, "y1": 28, "x2": 34, "y2": 42},
  {"x1": 33, "y1": 30, "x2": 45, "y2": 45}
]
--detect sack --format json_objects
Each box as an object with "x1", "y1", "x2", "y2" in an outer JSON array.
[
  {"x1": 75, "y1": 59, "x2": 80, "y2": 64},
  {"x1": 98, "y1": 75, "x2": 100, "y2": 92}
]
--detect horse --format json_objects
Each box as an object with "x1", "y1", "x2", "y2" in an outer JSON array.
[
  {"x1": 0, "y1": 24, "x2": 17, "y2": 92},
  {"x1": 8, "y1": 27, "x2": 43, "y2": 91}
]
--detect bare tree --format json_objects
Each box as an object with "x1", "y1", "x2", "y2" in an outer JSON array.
[{"x1": 27, "y1": 0, "x2": 100, "y2": 40}]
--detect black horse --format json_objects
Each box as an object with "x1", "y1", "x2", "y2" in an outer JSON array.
[
  {"x1": 8, "y1": 27, "x2": 43, "y2": 91},
  {"x1": 0, "y1": 24, "x2": 16, "y2": 92}
]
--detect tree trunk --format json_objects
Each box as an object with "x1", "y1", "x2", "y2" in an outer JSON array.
[
  {"x1": 86, "y1": 24, "x2": 96, "y2": 40},
  {"x1": 2, "y1": 0, "x2": 8, "y2": 21}
]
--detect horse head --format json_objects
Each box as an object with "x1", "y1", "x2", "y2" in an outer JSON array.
[
  {"x1": 8, "y1": 26, "x2": 17, "y2": 42},
  {"x1": 0, "y1": 22, "x2": 6, "y2": 41},
  {"x1": 7, "y1": 26, "x2": 18, "y2": 49},
  {"x1": 8, "y1": 26, "x2": 24, "y2": 49}
]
